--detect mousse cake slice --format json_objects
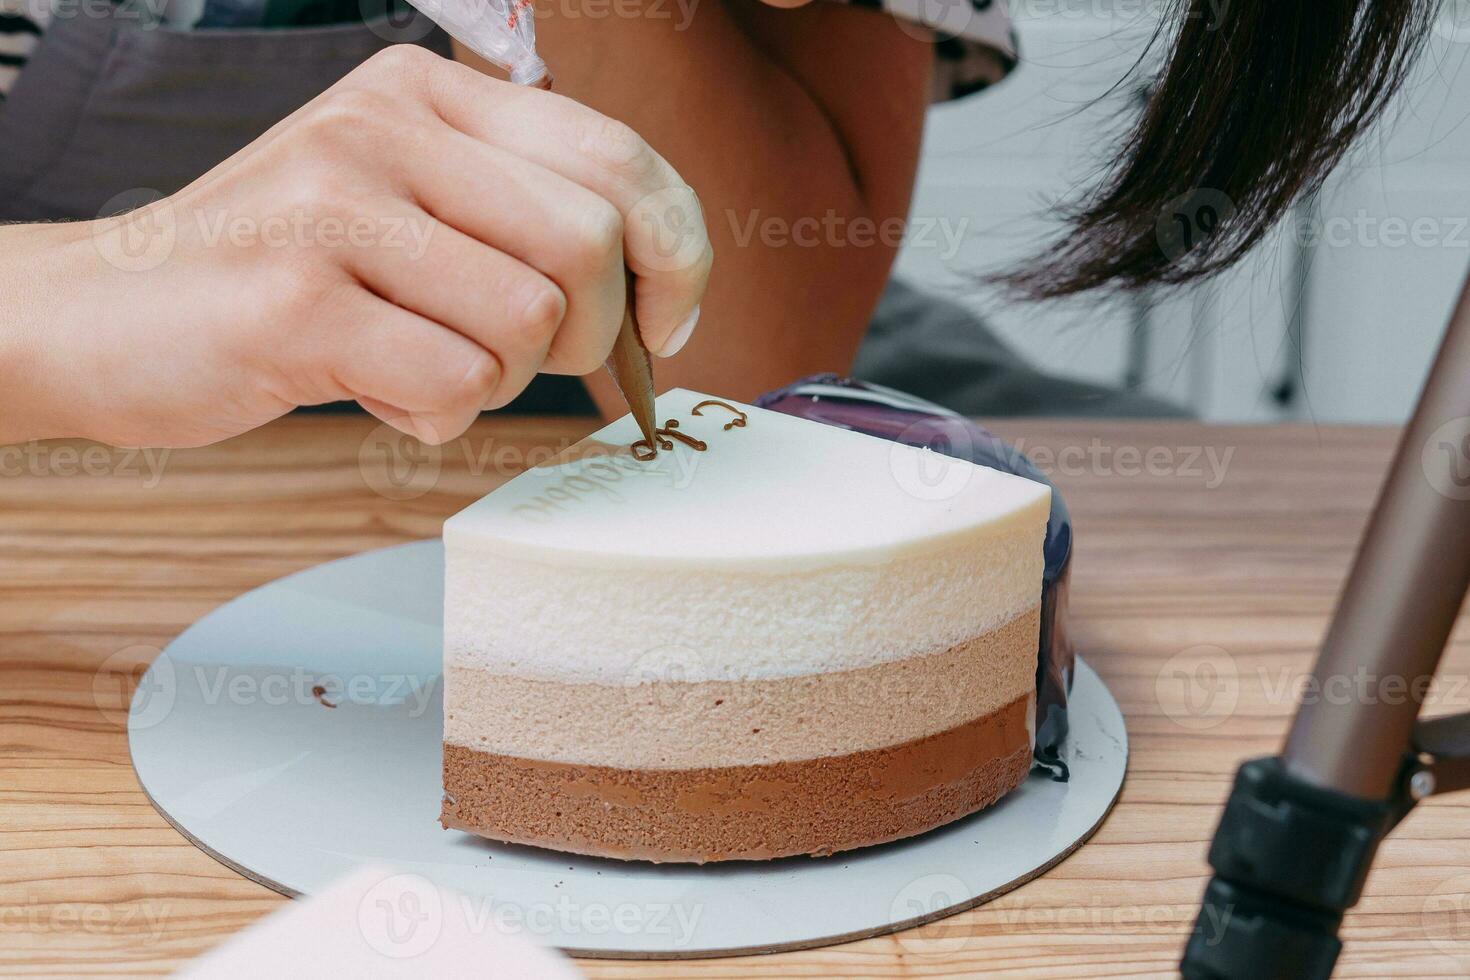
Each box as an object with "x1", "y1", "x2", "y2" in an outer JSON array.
[{"x1": 440, "y1": 388, "x2": 1050, "y2": 862}]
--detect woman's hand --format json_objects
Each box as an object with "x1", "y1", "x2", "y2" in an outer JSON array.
[
  {"x1": 521, "y1": 0, "x2": 929, "y2": 413},
  {"x1": 0, "y1": 44, "x2": 711, "y2": 448}
]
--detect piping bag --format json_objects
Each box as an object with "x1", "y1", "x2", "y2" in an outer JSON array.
[{"x1": 404, "y1": 0, "x2": 661, "y2": 452}]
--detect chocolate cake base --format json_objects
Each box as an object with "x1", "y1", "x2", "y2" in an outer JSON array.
[{"x1": 441, "y1": 694, "x2": 1033, "y2": 863}]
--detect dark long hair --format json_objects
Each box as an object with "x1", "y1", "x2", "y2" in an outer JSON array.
[{"x1": 1007, "y1": 1, "x2": 1438, "y2": 299}]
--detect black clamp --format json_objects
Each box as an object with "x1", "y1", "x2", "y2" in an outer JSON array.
[{"x1": 1180, "y1": 756, "x2": 1403, "y2": 980}]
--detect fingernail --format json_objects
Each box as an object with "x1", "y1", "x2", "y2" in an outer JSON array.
[{"x1": 657, "y1": 305, "x2": 700, "y2": 357}]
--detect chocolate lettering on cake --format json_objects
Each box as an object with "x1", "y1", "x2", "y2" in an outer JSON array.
[
  {"x1": 632, "y1": 419, "x2": 711, "y2": 460},
  {"x1": 690, "y1": 400, "x2": 748, "y2": 431},
  {"x1": 655, "y1": 419, "x2": 708, "y2": 452},
  {"x1": 630, "y1": 402, "x2": 747, "y2": 460}
]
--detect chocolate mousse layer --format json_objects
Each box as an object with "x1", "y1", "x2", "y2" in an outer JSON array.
[{"x1": 441, "y1": 693, "x2": 1033, "y2": 863}]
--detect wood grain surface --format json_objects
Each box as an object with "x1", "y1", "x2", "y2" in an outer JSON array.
[{"x1": 3, "y1": 416, "x2": 1470, "y2": 978}]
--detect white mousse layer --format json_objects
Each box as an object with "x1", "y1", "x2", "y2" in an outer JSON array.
[{"x1": 443, "y1": 388, "x2": 1050, "y2": 685}]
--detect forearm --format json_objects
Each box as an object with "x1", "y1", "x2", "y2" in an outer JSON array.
[
  {"x1": 0, "y1": 222, "x2": 94, "y2": 445},
  {"x1": 457, "y1": 0, "x2": 931, "y2": 407}
]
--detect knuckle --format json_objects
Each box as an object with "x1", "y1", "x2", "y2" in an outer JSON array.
[
  {"x1": 454, "y1": 351, "x2": 502, "y2": 404},
  {"x1": 575, "y1": 201, "x2": 625, "y2": 269},
  {"x1": 301, "y1": 88, "x2": 397, "y2": 147},
  {"x1": 509, "y1": 280, "x2": 567, "y2": 349},
  {"x1": 580, "y1": 116, "x2": 656, "y2": 182},
  {"x1": 361, "y1": 44, "x2": 436, "y2": 83},
  {"x1": 283, "y1": 169, "x2": 355, "y2": 222}
]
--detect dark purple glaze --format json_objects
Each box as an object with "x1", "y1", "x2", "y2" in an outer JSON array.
[{"x1": 756, "y1": 374, "x2": 1074, "y2": 778}]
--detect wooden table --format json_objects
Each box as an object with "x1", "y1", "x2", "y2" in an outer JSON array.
[{"x1": 4, "y1": 416, "x2": 1470, "y2": 977}]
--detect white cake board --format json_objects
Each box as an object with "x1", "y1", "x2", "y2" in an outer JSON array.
[{"x1": 129, "y1": 541, "x2": 1127, "y2": 959}]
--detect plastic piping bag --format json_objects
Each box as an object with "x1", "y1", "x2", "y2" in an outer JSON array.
[{"x1": 407, "y1": 0, "x2": 551, "y2": 88}]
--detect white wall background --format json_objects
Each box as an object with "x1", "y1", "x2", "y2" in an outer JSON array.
[{"x1": 895, "y1": 0, "x2": 1470, "y2": 422}]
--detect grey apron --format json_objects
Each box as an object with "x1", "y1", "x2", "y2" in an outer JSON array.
[
  {"x1": 0, "y1": 8, "x2": 451, "y2": 220},
  {"x1": 0, "y1": 12, "x2": 1181, "y2": 418}
]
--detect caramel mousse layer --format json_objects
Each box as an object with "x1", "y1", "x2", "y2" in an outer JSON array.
[
  {"x1": 441, "y1": 693, "x2": 1033, "y2": 863},
  {"x1": 443, "y1": 607, "x2": 1039, "y2": 769}
]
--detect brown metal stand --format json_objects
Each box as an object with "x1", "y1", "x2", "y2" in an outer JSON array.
[{"x1": 1181, "y1": 269, "x2": 1470, "y2": 979}]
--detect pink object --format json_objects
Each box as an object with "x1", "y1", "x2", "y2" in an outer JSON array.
[{"x1": 178, "y1": 866, "x2": 583, "y2": 979}]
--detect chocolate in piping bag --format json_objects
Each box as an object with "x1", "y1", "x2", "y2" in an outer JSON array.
[{"x1": 604, "y1": 274, "x2": 659, "y2": 451}]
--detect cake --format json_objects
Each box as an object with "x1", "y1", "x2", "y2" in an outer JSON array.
[{"x1": 440, "y1": 388, "x2": 1051, "y2": 862}]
